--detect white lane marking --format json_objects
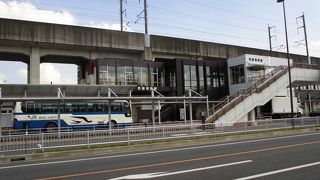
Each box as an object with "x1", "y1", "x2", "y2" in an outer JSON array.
[
  {"x1": 235, "y1": 161, "x2": 320, "y2": 180},
  {"x1": 109, "y1": 160, "x2": 253, "y2": 180},
  {"x1": 170, "y1": 134, "x2": 189, "y2": 137},
  {"x1": 0, "y1": 132, "x2": 318, "y2": 170},
  {"x1": 108, "y1": 172, "x2": 167, "y2": 180}
]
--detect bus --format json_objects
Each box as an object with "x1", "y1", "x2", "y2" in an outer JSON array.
[{"x1": 12, "y1": 100, "x2": 132, "y2": 131}]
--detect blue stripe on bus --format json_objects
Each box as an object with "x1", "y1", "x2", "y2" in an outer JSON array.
[
  {"x1": 14, "y1": 112, "x2": 124, "y2": 115},
  {"x1": 13, "y1": 119, "x2": 69, "y2": 129},
  {"x1": 13, "y1": 119, "x2": 130, "y2": 129},
  {"x1": 71, "y1": 112, "x2": 123, "y2": 115}
]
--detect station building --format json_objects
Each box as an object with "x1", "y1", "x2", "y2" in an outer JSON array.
[
  {"x1": 0, "y1": 18, "x2": 320, "y2": 125},
  {"x1": 77, "y1": 57, "x2": 227, "y2": 121}
]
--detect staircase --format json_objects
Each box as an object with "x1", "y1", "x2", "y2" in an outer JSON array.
[
  {"x1": 206, "y1": 63, "x2": 320, "y2": 126},
  {"x1": 155, "y1": 104, "x2": 174, "y2": 121}
]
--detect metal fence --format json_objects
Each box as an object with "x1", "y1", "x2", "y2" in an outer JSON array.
[{"x1": 0, "y1": 117, "x2": 319, "y2": 155}]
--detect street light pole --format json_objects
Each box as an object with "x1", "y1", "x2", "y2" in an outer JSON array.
[{"x1": 277, "y1": 0, "x2": 294, "y2": 127}]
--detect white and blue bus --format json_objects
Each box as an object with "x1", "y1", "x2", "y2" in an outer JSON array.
[{"x1": 12, "y1": 100, "x2": 132, "y2": 131}]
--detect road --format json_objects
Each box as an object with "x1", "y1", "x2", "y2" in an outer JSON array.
[{"x1": 0, "y1": 132, "x2": 320, "y2": 180}]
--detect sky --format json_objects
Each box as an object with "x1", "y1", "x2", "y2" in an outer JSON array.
[{"x1": 0, "y1": 0, "x2": 319, "y2": 84}]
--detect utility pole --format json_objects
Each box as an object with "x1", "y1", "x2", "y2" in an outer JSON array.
[
  {"x1": 297, "y1": 12, "x2": 312, "y2": 114},
  {"x1": 144, "y1": 0, "x2": 148, "y2": 35},
  {"x1": 120, "y1": 0, "x2": 123, "y2": 31},
  {"x1": 135, "y1": 0, "x2": 151, "y2": 59},
  {"x1": 268, "y1": 25, "x2": 276, "y2": 51},
  {"x1": 135, "y1": 0, "x2": 148, "y2": 35},
  {"x1": 297, "y1": 13, "x2": 310, "y2": 64},
  {"x1": 277, "y1": 0, "x2": 294, "y2": 127}
]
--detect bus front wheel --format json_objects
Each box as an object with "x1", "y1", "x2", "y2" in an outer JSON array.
[
  {"x1": 109, "y1": 120, "x2": 117, "y2": 128},
  {"x1": 45, "y1": 122, "x2": 58, "y2": 133}
]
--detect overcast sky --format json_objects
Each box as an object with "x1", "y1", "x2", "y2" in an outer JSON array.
[{"x1": 0, "y1": 0, "x2": 319, "y2": 84}]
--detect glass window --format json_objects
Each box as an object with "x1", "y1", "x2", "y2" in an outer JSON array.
[
  {"x1": 133, "y1": 67, "x2": 148, "y2": 86},
  {"x1": 108, "y1": 66, "x2": 116, "y2": 85},
  {"x1": 151, "y1": 67, "x2": 164, "y2": 87},
  {"x1": 184, "y1": 65, "x2": 190, "y2": 90},
  {"x1": 117, "y1": 66, "x2": 134, "y2": 85},
  {"x1": 98, "y1": 66, "x2": 116, "y2": 85},
  {"x1": 198, "y1": 66, "x2": 204, "y2": 91},
  {"x1": 117, "y1": 66, "x2": 125, "y2": 85},
  {"x1": 99, "y1": 66, "x2": 107, "y2": 85},
  {"x1": 133, "y1": 67, "x2": 141, "y2": 85},
  {"x1": 206, "y1": 66, "x2": 219, "y2": 88},
  {"x1": 184, "y1": 65, "x2": 197, "y2": 91},
  {"x1": 151, "y1": 67, "x2": 157, "y2": 87},
  {"x1": 169, "y1": 71, "x2": 176, "y2": 87},
  {"x1": 230, "y1": 65, "x2": 245, "y2": 85},
  {"x1": 42, "y1": 103, "x2": 58, "y2": 113},
  {"x1": 206, "y1": 66, "x2": 212, "y2": 88},
  {"x1": 26, "y1": 102, "x2": 35, "y2": 113},
  {"x1": 213, "y1": 69, "x2": 219, "y2": 87},
  {"x1": 141, "y1": 67, "x2": 148, "y2": 86},
  {"x1": 125, "y1": 67, "x2": 134, "y2": 85},
  {"x1": 220, "y1": 72, "x2": 225, "y2": 87},
  {"x1": 111, "y1": 102, "x2": 122, "y2": 112}
]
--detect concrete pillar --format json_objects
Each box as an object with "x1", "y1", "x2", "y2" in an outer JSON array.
[
  {"x1": 28, "y1": 47, "x2": 40, "y2": 84},
  {"x1": 256, "y1": 106, "x2": 262, "y2": 119},
  {"x1": 308, "y1": 92, "x2": 312, "y2": 114},
  {"x1": 86, "y1": 51, "x2": 97, "y2": 84},
  {"x1": 248, "y1": 110, "x2": 256, "y2": 126},
  {"x1": 144, "y1": 47, "x2": 152, "y2": 61},
  {"x1": 144, "y1": 34, "x2": 152, "y2": 61}
]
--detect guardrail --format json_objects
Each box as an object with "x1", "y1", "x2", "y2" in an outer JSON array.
[
  {"x1": 1, "y1": 121, "x2": 192, "y2": 136},
  {"x1": 0, "y1": 117, "x2": 319, "y2": 155}
]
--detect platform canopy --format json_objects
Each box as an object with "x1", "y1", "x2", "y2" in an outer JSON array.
[{"x1": 0, "y1": 84, "x2": 136, "y2": 98}]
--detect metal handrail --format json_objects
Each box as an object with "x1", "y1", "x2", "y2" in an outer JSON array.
[
  {"x1": 206, "y1": 66, "x2": 287, "y2": 122},
  {"x1": 206, "y1": 63, "x2": 320, "y2": 123}
]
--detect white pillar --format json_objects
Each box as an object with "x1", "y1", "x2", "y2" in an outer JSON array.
[
  {"x1": 248, "y1": 109, "x2": 256, "y2": 126},
  {"x1": 29, "y1": 47, "x2": 40, "y2": 84},
  {"x1": 151, "y1": 90, "x2": 155, "y2": 127},
  {"x1": 256, "y1": 106, "x2": 262, "y2": 119},
  {"x1": 158, "y1": 97, "x2": 161, "y2": 125},
  {"x1": 189, "y1": 89, "x2": 193, "y2": 126}
]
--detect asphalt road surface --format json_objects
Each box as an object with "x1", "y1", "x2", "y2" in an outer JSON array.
[{"x1": 1, "y1": 132, "x2": 320, "y2": 180}]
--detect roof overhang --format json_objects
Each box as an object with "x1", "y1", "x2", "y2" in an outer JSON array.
[{"x1": 0, "y1": 84, "x2": 136, "y2": 98}]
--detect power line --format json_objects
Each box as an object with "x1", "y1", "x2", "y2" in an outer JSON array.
[{"x1": 149, "y1": 22, "x2": 267, "y2": 43}]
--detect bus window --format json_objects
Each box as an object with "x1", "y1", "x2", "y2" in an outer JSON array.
[
  {"x1": 42, "y1": 103, "x2": 57, "y2": 113},
  {"x1": 123, "y1": 102, "x2": 131, "y2": 117},
  {"x1": 21, "y1": 103, "x2": 26, "y2": 113},
  {"x1": 26, "y1": 102, "x2": 35, "y2": 113},
  {"x1": 111, "y1": 102, "x2": 122, "y2": 112},
  {"x1": 35, "y1": 103, "x2": 41, "y2": 113},
  {"x1": 71, "y1": 103, "x2": 80, "y2": 112},
  {"x1": 87, "y1": 103, "x2": 94, "y2": 112},
  {"x1": 96, "y1": 103, "x2": 105, "y2": 112},
  {"x1": 65, "y1": 103, "x2": 72, "y2": 112},
  {"x1": 79, "y1": 103, "x2": 86, "y2": 112}
]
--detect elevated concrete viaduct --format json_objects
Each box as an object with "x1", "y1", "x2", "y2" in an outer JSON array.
[{"x1": 0, "y1": 18, "x2": 319, "y2": 84}]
